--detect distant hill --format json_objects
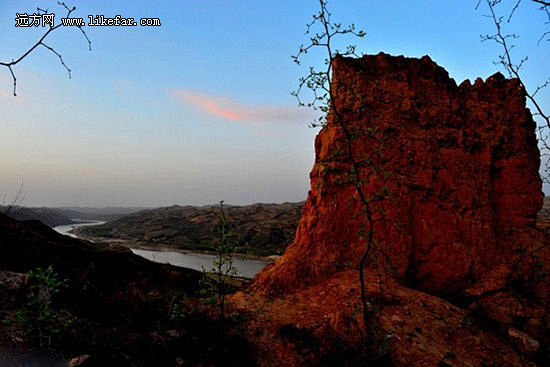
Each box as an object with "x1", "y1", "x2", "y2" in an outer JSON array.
[
  {"x1": 55, "y1": 206, "x2": 150, "y2": 221},
  {"x1": 0, "y1": 206, "x2": 73, "y2": 227},
  {"x1": 0, "y1": 206, "x2": 149, "y2": 227},
  {"x1": 76, "y1": 202, "x2": 304, "y2": 256},
  {"x1": 537, "y1": 196, "x2": 550, "y2": 230}
]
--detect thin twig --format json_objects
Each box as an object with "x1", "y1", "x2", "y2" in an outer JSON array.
[
  {"x1": 0, "y1": 2, "x2": 91, "y2": 96},
  {"x1": 293, "y1": 0, "x2": 395, "y2": 345},
  {"x1": 41, "y1": 42, "x2": 71, "y2": 78}
]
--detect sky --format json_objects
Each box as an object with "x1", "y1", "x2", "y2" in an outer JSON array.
[{"x1": 0, "y1": 0, "x2": 548, "y2": 207}]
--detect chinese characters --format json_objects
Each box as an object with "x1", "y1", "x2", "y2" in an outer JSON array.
[{"x1": 15, "y1": 13, "x2": 55, "y2": 27}]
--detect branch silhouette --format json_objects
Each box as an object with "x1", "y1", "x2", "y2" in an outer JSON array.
[
  {"x1": 293, "y1": 2, "x2": 396, "y2": 355},
  {"x1": 480, "y1": 0, "x2": 550, "y2": 179},
  {"x1": 0, "y1": 2, "x2": 91, "y2": 96}
]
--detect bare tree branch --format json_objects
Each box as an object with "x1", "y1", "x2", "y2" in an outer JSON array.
[
  {"x1": 482, "y1": 0, "x2": 550, "y2": 167},
  {"x1": 293, "y1": 2, "x2": 397, "y2": 352},
  {"x1": 2, "y1": 180, "x2": 25, "y2": 217},
  {"x1": 480, "y1": 0, "x2": 550, "y2": 268},
  {"x1": 0, "y1": 2, "x2": 91, "y2": 96},
  {"x1": 40, "y1": 42, "x2": 71, "y2": 79}
]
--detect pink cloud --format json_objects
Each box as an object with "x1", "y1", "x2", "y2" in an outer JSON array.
[{"x1": 169, "y1": 89, "x2": 310, "y2": 124}]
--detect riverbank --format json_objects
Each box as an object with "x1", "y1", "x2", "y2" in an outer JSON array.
[
  {"x1": 53, "y1": 219, "x2": 106, "y2": 239},
  {"x1": 71, "y1": 202, "x2": 303, "y2": 257},
  {"x1": 54, "y1": 221, "x2": 274, "y2": 278},
  {"x1": 126, "y1": 242, "x2": 280, "y2": 263},
  {"x1": 130, "y1": 248, "x2": 271, "y2": 279},
  {"x1": 66, "y1": 224, "x2": 279, "y2": 262}
]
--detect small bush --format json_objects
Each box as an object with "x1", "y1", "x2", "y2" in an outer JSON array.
[{"x1": 15, "y1": 265, "x2": 71, "y2": 349}]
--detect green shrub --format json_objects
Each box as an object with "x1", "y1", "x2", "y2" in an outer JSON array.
[
  {"x1": 200, "y1": 201, "x2": 239, "y2": 320},
  {"x1": 16, "y1": 265, "x2": 71, "y2": 349}
]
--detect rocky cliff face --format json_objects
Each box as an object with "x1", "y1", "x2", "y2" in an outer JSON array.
[
  {"x1": 233, "y1": 53, "x2": 550, "y2": 366},
  {"x1": 254, "y1": 53, "x2": 544, "y2": 296}
]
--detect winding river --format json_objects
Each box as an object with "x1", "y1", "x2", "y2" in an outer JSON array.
[
  {"x1": 53, "y1": 220, "x2": 271, "y2": 279},
  {"x1": 54, "y1": 220, "x2": 106, "y2": 238}
]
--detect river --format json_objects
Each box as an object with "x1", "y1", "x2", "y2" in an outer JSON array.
[
  {"x1": 53, "y1": 220, "x2": 271, "y2": 279},
  {"x1": 130, "y1": 248, "x2": 270, "y2": 279},
  {"x1": 54, "y1": 220, "x2": 106, "y2": 238}
]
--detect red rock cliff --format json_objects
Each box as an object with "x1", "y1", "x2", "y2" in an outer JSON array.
[
  {"x1": 233, "y1": 53, "x2": 550, "y2": 366},
  {"x1": 254, "y1": 53, "x2": 544, "y2": 296}
]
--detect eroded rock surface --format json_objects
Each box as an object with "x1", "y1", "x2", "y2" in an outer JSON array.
[
  {"x1": 255, "y1": 53, "x2": 543, "y2": 296},
  {"x1": 234, "y1": 53, "x2": 549, "y2": 366}
]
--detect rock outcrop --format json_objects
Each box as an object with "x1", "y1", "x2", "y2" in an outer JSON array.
[
  {"x1": 233, "y1": 53, "x2": 550, "y2": 366},
  {"x1": 255, "y1": 53, "x2": 543, "y2": 296}
]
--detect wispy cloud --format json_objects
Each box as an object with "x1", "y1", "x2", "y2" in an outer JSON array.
[{"x1": 169, "y1": 89, "x2": 311, "y2": 124}]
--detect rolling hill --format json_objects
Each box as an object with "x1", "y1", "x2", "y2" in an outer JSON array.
[{"x1": 76, "y1": 202, "x2": 304, "y2": 256}]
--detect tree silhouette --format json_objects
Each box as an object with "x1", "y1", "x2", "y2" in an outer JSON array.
[
  {"x1": 292, "y1": 1, "x2": 394, "y2": 355},
  {"x1": 478, "y1": 0, "x2": 550, "y2": 178}
]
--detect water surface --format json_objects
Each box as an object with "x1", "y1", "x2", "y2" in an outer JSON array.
[
  {"x1": 54, "y1": 220, "x2": 106, "y2": 238},
  {"x1": 54, "y1": 220, "x2": 271, "y2": 278},
  {"x1": 131, "y1": 248, "x2": 270, "y2": 279}
]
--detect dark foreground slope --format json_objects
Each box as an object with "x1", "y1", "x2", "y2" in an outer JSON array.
[
  {"x1": 76, "y1": 202, "x2": 304, "y2": 256},
  {"x1": 0, "y1": 206, "x2": 73, "y2": 227},
  {"x1": 0, "y1": 214, "x2": 252, "y2": 366}
]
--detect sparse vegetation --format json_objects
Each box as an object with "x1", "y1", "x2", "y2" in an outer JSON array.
[
  {"x1": 14, "y1": 265, "x2": 71, "y2": 349},
  {"x1": 292, "y1": 0, "x2": 394, "y2": 356},
  {"x1": 200, "y1": 201, "x2": 240, "y2": 320}
]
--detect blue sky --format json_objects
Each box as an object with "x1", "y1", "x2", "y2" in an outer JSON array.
[{"x1": 0, "y1": 1, "x2": 548, "y2": 206}]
